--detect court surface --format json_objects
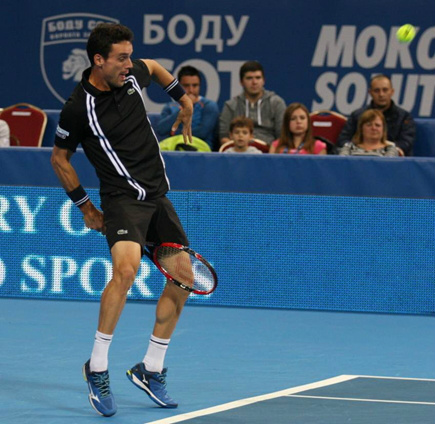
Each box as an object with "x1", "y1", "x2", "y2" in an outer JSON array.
[
  {"x1": 154, "y1": 375, "x2": 435, "y2": 423},
  {"x1": 1, "y1": 298, "x2": 434, "y2": 423}
]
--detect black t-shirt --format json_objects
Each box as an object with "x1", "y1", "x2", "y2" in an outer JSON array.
[{"x1": 55, "y1": 59, "x2": 169, "y2": 201}]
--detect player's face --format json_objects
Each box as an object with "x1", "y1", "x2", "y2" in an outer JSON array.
[
  {"x1": 241, "y1": 71, "x2": 265, "y2": 97},
  {"x1": 231, "y1": 126, "x2": 252, "y2": 148},
  {"x1": 180, "y1": 75, "x2": 201, "y2": 103},
  {"x1": 100, "y1": 41, "x2": 133, "y2": 88},
  {"x1": 369, "y1": 77, "x2": 394, "y2": 110},
  {"x1": 289, "y1": 108, "x2": 308, "y2": 136},
  {"x1": 362, "y1": 116, "x2": 384, "y2": 142}
]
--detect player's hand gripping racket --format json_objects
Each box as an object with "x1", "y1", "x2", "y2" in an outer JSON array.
[{"x1": 144, "y1": 243, "x2": 217, "y2": 295}]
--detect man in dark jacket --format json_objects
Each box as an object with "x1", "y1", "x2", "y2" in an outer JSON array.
[{"x1": 337, "y1": 75, "x2": 416, "y2": 156}]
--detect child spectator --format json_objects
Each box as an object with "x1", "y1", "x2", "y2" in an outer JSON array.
[
  {"x1": 224, "y1": 117, "x2": 262, "y2": 154},
  {"x1": 270, "y1": 103, "x2": 327, "y2": 154}
]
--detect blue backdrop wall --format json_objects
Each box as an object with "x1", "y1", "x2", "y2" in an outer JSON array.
[
  {"x1": 0, "y1": 149, "x2": 434, "y2": 315},
  {"x1": 1, "y1": 0, "x2": 434, "y2": 118}
]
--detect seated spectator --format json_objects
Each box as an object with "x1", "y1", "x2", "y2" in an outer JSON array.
[
  {"x1": 339, "y1": 109, "x2": 400, "y2": 157},
  {"x1": 223, "y1": 117, "x2": 262, "y2": 154},
  {"x1": 219, "y1": 61, "x2": 286, "y2": 146},
  {"x1": 0, "y1": 119, "x2": 10, "y2": 147},
  {"x1": 269, "y1": 103, "x2": 327, "y2": 155},
  {"x1": 337, "y1": 74, "x2": 415, "y2": 156},
  {"x1": 157, "y1": 65, "x2": 219, "y2": 149}
]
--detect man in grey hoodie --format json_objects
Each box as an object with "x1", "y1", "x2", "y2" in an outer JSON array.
[{"x1": 219, "y1": 61, "x2": 286, "y2": 146}]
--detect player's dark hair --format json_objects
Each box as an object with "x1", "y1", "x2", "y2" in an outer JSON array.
[
  {"x1": 87, "y1": 23, "x2": 134, "y2": 65},
  {"x1": 239, "y1": 61, "x2": 264, "y2": 80},
  {"x1": 178, "y1": 66, "x2": 201, "y2": 82},
  {"x1": 229, "y1": 116, "x2": 254, "y2": 133}
]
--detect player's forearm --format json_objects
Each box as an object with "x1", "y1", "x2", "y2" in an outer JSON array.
[
  {"x1": 52, "y1": 158, "x2": 93, "y2": 211},
  {"x1": 51, "y1": 155, "x2": 81, "y2": 192},
  {"x1": 144, "y1": 59, "x2": 177, "y2": 88}
]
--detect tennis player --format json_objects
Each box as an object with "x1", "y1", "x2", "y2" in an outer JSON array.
[{"x1": 51, "y1": 23, "x2": 193, "y2": 417}]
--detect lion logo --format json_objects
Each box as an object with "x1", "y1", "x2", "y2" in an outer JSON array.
[
  {"x1": 62, "y1": 49, "x2": 90, "y2": 82},
  {"x1": 41, "y1": 13, "x2": 119, "y2": 104}
]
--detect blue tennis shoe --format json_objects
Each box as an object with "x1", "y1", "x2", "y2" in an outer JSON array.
[
  {"x1": 126, "y1": 363, "x2": 178, "y2": 408},
  {"x1": 82, "y1": 359, "x2": 117, "y2": 417}
]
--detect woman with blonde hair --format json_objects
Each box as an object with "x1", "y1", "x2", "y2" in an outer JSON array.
[
  {"x1": 269, "y1": 103, "x2": 327, "y2": 154},
  {"x1": 339, "y1": 109, "x2": 400, "y2": 156}
]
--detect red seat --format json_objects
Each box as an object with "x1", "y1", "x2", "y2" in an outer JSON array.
[
  {"x1": 310, "y1": 110, "x2": 347, "y2": 145},
  {"x1": 219, "y1": 139, "x2": 269, "y2": 153},
  {"x1": 0, "y1": 103, "x2": 47, "y2": 147}
]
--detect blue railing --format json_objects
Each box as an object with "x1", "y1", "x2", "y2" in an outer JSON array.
[{"x1": 0, "y1": 149, "x2": 434, "y2": 315}]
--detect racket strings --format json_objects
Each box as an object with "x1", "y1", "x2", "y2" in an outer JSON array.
[
  {"x1": 156, "y1": 246, "x2": 215, "y2": 293},
  {"x1": 158, "y1": 247, "x2": 194, "y2": 287}
]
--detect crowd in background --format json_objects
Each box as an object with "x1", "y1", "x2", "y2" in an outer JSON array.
[
  {"x1": 156, "y1": 60, "x2": 416, "y2": 157},
  {"x1": 0, "y1": 118, "x2": 10, "y2": 147},
  {"x1": 0, "y1": 60, "x2": 416, "y2": 156}
]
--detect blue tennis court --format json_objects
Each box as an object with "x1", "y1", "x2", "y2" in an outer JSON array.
[
  {"x1": 153, "y1": 375, "x2": 435, "y2": 423},
  {"x1": 1, "y1": 298, "x2": 434, "y2": 423}
]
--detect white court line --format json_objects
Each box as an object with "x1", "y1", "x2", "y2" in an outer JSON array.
[
  {"x1": 145, "y1": 375, "x2": 358, "y2": 424},
  {"x1": 354, "y1": 375, "x2": 435, "y2": 382},
  {"x1": 287, "y1": 394, "x2": 435, "y2": 406}
]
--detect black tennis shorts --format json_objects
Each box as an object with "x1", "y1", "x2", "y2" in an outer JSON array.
[{"x1": 101, "y1": 193, "x2": 189, "y2": 253}]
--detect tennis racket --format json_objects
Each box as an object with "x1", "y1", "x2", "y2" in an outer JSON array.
[{"x1": 144, "y1": 242, "x2": 217, "y2": 295}]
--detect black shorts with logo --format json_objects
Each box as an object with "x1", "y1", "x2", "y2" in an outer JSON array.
[{"x1": 101, "y1": 193, "x2": 189, "y2": 253}]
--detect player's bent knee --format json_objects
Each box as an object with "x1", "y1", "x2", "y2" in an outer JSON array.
[{"x1": 113, "y1": 264, "x2": 137, "y2": 289}]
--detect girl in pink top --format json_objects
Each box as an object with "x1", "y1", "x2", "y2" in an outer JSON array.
[{"x1": 270, "y1": 103, "x2": 327, "y2": 155}]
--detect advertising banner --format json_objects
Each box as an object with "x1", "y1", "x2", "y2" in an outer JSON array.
[
  {"x1": 1, "y1": 0, "x2": 434, "y2": 118},
  {"x1": 1, "y1": 186, "x2": 434, "y2": 314}
]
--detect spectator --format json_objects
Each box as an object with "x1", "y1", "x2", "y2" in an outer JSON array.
[
  {"x1": 219, "y1": 61, "x2": 286, "y2": 146},
  {"x1": 157, "y1": 65, "x2": 219, "y2": 149},
  {"x1": 269, "y1": 103, "x2": 327, "y2": 155},
  {"x1": 339, "y1": 109, "x2": 400, "y2": 157},
  {"x1": 0, "y1": 119, "x2": 10, "y2": 147},
  {"x1": 337, "y1": 74, "x2": 415, "y2": 156},
  {"x1": 223, "y1": 116, "x2": 262, "y2": 154}
]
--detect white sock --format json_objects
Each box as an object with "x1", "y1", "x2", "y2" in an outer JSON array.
[
  {"x1": 90, "y1": 331, "x2": 113, "y2": 372},
  {"x1": 143, "y1": 335, "x2": 170, "y2": 373}
]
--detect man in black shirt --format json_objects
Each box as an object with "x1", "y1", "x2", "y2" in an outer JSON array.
[
  {"x1": 337, "y1": 74, "x2": 416, "y2": 156},
  {"x1": 51, "y1": 23, "x2": 193, "y2": 417}
]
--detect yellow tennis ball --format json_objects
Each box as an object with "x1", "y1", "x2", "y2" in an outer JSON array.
[{"x1": 396, "y1": 24, "x2": 416, "y2": 43}]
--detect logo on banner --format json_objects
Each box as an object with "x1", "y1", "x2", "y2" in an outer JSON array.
[{"x1": 40, "y1": 13, "x2": 119, "y2": 104}]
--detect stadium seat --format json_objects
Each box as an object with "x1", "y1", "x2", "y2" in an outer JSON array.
[
  {"x1": 0, "y1": 103, "x2": 47, "y2": 147},
  {"x1": 219, "y1": 139, "x2": 269, "y2": 153},
  {"x1": 310, "y1": 110, "x2": 347, "y2": 145}
]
